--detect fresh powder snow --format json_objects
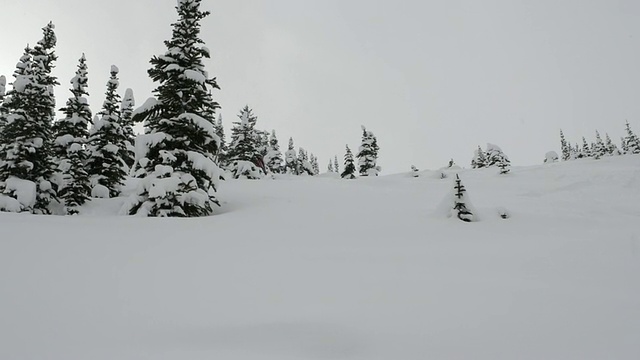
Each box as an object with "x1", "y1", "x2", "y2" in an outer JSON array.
[{"x1": 1, "y1": 155, "x2": 639, "y2": 360}]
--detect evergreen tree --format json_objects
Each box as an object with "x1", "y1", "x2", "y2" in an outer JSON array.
[
  {"x1": 485, "y1": 143, "x2": 511, "y2": 174},
  {"x1": 310, "y1": 153, "x2": 320, "y2": 175},
  {"x1": 471, "y1": 145, "x2": 487, "y2": 168},
  {"x1": 357, "y1": 126, "x2": 380, "y2": 176},
  {"x1": 227, "y1": 106, "x2": 260, "y2": 162},
  {"x1": 226, "y1": 106, "x2": 264, "y2": 178},
  {"x1": 544, "y1": 151, "x2": 559, "y2": 163},
  {"x1": 0, "y1": 23, "x2": 60, "y2": 214},
  {"x1": 256, "y1": 129, "x2": 270, "y2": 159},
  {"x1": 284, "y1": 137, "x2": 298, "y2": 175},
  {"x1": 624, "y1": 121, "x2": 640, "y2": 154},
  {"x1": 128, "y1": 0, "x2": 222, "y2": 216},
  {"x1": 341, "y1": 145, "x2": 356, "y2": 179},
  {"x1": 560, "y1": 129, "x2": 571, "y2": 161},
  {"x1": 213, "y1": 113, "x2": 227, "y2": 165},
  {"x1": 453, "y1": 174, "x2": 474, "y2": 222},
  {"x1": 334, "y1": 155, "x2": 340, "y2": 174},
  {"x1": 264, "y1": 130, "x2": 283, "y2": 173},
  {"x1": 327, "y1": 159, "x2": 334, "y2": 173},
  {"x1": 592, "y1": 131, "x2": 606, "y2": 159},
  {"x1": 604, "y1": 133, "x2": 620, "y2": 156},
  {"x1": 0, "y1": 75, "x2": 5, "y2": 102},
  {"x1": 120, "y1": 88, "x2": 136, "y2": 169},
  {"x1": 297, "y1": 147, "x2": 314, "y2": 175},
  {"x1": 87, "y1": 66, "x2": 127, "y2": 198},
  {"x1": 574, "y1": 143, "x2": 584, "y2": 159},
  {"x1": 52, "y1": 54, "x2": 92, "y2": 214},
  {"x1": 621, "y1": 136, "x2": 629, "y2": 154},
  {"x1": 0, "y1": 75, "x2": 6, "y2": 133},
  {"x1": 581, "y1": 137, "x2": 592, "y2": 158}
]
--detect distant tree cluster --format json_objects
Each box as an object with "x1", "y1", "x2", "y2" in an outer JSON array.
[
  {"x1": 325, "y1": 125, "x2": 381, "y2": 179},
  {"x1": 471, "y1": 143, "x2": 511, "y2": 174},
  {"x1": 559, "y1": 123, "x2": 640, "y2": 161},
  {"x1": 216, "y1": 105, "x2": 320, "y2": 179}
]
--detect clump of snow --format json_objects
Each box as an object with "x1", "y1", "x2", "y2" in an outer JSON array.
[
  {"x1": 1, "y1": 177, "x2": 37, "y2": 212},
  {"x1": 230, "y1": 160, "x2": 265, "y2": 180},
  {"x1": 182, "y1": 69, "x2": 207, "y2": 83},
  {"x1": 132, "y1": 97, "x2": 159, "y2": 118},
  {"x1": 545, "y1": 151, "x2": 559, "y2": 163},
  {"x1": 12, "y1": 74, "x2": 31, "y2": 93},
  {"x1": 91, "y1": 184, "x2": 110, "y2": 199}
]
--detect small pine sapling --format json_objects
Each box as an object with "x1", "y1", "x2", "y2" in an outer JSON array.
[{"x1": 453, "y1": 174, "x2": 474, "y2": 222}]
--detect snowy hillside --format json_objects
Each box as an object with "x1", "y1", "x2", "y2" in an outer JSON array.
[{"x1": 1, "y1": 156, "x2": 639, "y2": 360}]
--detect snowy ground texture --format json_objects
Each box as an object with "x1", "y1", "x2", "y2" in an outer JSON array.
[{"x1": 1, "y1": 156, "x2": 639, "y2": 360}]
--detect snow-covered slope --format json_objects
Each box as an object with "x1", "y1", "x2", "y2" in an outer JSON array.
[{"x1": 1, "y1": 156, "x2": 639, "y2": 360}]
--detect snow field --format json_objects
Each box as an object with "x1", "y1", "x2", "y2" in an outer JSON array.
[{"x1": 0, "y1": 156, "x2": 639, "y2": 359}]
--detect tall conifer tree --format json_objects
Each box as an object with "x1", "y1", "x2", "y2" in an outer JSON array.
[
  {"x1": 128, "y1": 0, "x2": 221, "y2": 216},
  {"x1": 87, "y1": 66, "x2": 127, "y2": 198},
  {"x1": 265, "y1": 130, "x2": 283, "y2": 173},
  {"x1": 0, "y1": 23, "x2": 59, "y2": 214},
  {"x1": 120, "y1": 88, "x2": 136, "y2": 169},
  {"x1": 285, "y1": 137, "x2": 298, "y2": 175},
  {"x1": 52, "y1": 54, "x2": 92, "y2": 214}
]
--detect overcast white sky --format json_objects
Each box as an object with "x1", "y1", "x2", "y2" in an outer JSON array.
[{"x1": 1, "y1": 0, "x2": 640, "y2": 173}]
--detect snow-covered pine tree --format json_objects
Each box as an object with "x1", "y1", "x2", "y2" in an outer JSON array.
[
  {"x1": 560, "y1": 129, "x2": 571, "y2": 161},
  {"x1": 573, "y1": 143, "x2": 584, "y2": 159},
  {"x1": 624, "y1": 121, "x2": 640, "y2": 154},
  {"x1": 297, "y1": 147, "x2": 314, "y2": 175},
  {"x1": 327, "y1": 159, "x2": 334, "y2": 173},
  {"x1": 264, "y1": 130, "x2": 283, "y2": 174},
  {"x1": 51, "y1": 54, "x2": 92, "y2": 214},
  {"x1": 128, "y1": 0, "x2": 221, "y2": 217},
  {"x1": 284, "y1": 137, "x2": 298, "y2": 175},
  {"x1": 0, "y1": 75, "x2": 6, "y2": 132},
  {"x1": 471, "y1": 145, "x2": 487, "y2": 168},
  {"x1": 453, "y1": 174, "x2": 474, "y2": 222},
  {"x1": 411, "y1": 165, "x2": 419, "y2": 177},
  {"x1": 87, "y1": 66, "x2": 127, "y2": 198},
  {"x1": 621, "y1": 137, "x2": 629, "y2": 154},
  {"x1": 0, "y1": 75, "x2": 5, "y2": 101},
  {"x1": 310, "y1": 153, "x2": 320, "y2": 175},
  {"x1": 0, "y1": 23, "x2": 60, "y2": 214},
  {"x1": 226, "y1": 105, "x2": 264, "y2": 179},
  {"x1": 120, "y1": 88, "x2": 136, "y2": 169},
  {"x1": 341, "y1": 145, "x2": 357, "y2": 179},
  {"x1": 357, "y1": 126, "x2": 380, "y2": 176},
  {"x1": 592, "y1": 131, "x2": 606, "y2": 159},
  {"x1": 257, "y1": 129, "x2": 270, "y2": 159},
  {"x1": 333, "y1": 155, "x2": 340, "y2": 175},
  {"x1": 581, "y1": 137, "x2": 592, "y2": 158},
  {"x1": 485, "y1": 143, "x2": 511, "y2": 174},
  {"x1": 213, "y1": 113, "x2": 227, "y2": 165},
  {"x1": 604, "y1": 133, "x2": 620, "y2": 156},
  {"x1": 544, "y1": 151, "x2": 559, "y2": 163}
]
